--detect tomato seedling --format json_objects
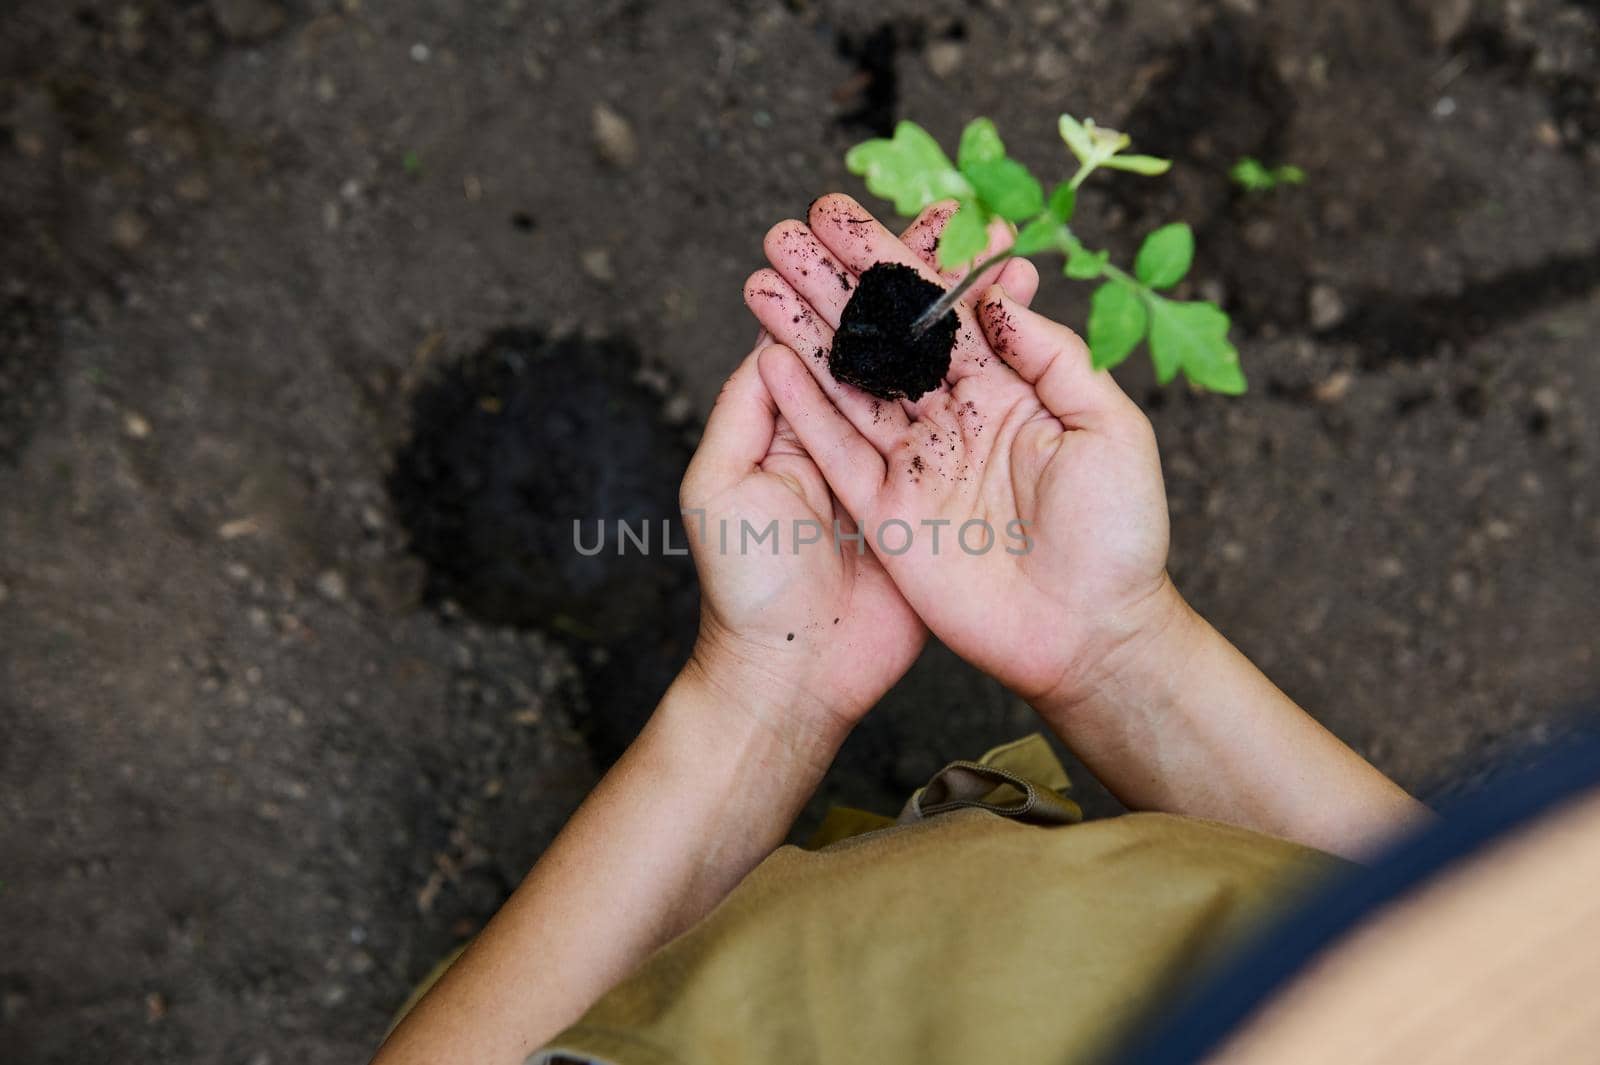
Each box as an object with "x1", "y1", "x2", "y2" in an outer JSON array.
[
  {"x1": 846, "y1": 115, "x2": 1247, "y2": 394},
  {"x1": 1230, "y1": 157, "x2": 1307, "y2": 192}
]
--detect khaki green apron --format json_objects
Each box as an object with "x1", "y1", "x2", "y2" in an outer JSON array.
[{"x1": 530, "y1": 735, "x2": 1343, "y2": 1065}]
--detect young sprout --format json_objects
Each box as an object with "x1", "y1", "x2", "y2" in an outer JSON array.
[
  {"x1": 1230, "y1": 157, "x2": 1306, "y2": 192},
  {"x1": 846, "y1": 115, "x2": 1246, "y2": 394}
]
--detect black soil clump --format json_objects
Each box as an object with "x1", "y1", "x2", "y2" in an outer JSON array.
[{"x1": 829, "y1": 262, "x2": 956, "y2": 401}]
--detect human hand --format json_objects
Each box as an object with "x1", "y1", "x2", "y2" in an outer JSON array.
[
  {"x1": 684, "y1": 204, "x2": 1041, "y2": 748},
  {"x1": 744, "y1": 194, "x2": 1180, "y2": 723}
]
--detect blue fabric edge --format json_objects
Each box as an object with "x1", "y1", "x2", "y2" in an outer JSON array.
[{"x1": 1110, "y1": 713, "x2": 1600, "y2": 1065}]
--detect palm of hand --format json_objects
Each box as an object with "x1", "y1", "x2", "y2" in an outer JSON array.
[
  {"x1": 684, "y1": 411, "x2": 925, "y2": 726},
  {"x1": 867, "y1": 374, "x2": 1171, "y2": 702}
]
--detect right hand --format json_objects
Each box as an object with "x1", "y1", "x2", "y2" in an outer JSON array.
[{"x1": 745, "y1": 194, "x2": 1181, "y2": 717}]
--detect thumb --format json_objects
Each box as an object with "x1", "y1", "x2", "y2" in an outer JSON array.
[
  {"x1": 977, "y1": 285, "x2": 1132, "y2": 428},
  {"x1": 682, "y1": 338, "x2": 776, "y2": 502}
]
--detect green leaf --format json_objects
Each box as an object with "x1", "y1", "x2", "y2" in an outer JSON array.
[
  {"x1": 1101, "y1": 153, "x2": 1171, "y2": 175},
  {"x1": 957, "y1": 118, "x2": 1005, "y2": 170},
  {"x1": 1013, "y1": 217, "x2": 1065, "y2": 257},
  {"x1": 1047, "y1": 182, "x2": 1076, "y2": 222},
  {"x1": 936, "y1": 201, "x2": 990, "y2": 270},
  {"x1": 1185, "y1": 350, "x2": 1248, "y2": 394},
  {"x1": 962, "y1": 157, "x2": 1044, "y2": 222},
  {"x1": 1058, "y1": 113, "x2": 1094, "y2": 162},
  {"x1": 1230, "y1": 158, "x2": 1306, "y2": 192},
  {"x1": 1064, "y1": 244, "x2": 1109, "y2": 280},
  {"x1": 1087, "y1": 282, "x2": 1148, "y2": 370},
  {"x1": 1134, "y1": 223, "x2": 1194, "y2": 289},
  {"x1": 845, "y1": 121, "x2": 972, "y2": 216},
  {"x1": 1229, "y1": 157, "x2": 1273, "y2": 191},
  {"x1": 1146, "y1": 297, "x2": 1246, "y2": 393}
]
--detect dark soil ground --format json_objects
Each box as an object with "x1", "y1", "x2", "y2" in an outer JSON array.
[{"x1": 3, "y1": 1, "x2": 1599, "y2": 1062}]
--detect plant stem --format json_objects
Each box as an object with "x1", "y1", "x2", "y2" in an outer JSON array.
[
  {"x1": 910, "y1": 222, "x2": 1145, "y2": 341},
  {"x1": 908, "y1": 250, "x2": 1016, "y2": 338}
]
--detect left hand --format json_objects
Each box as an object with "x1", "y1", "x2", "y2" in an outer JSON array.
[{"x1": 679, "y1": 337, "x2": 923, "y2": 746}]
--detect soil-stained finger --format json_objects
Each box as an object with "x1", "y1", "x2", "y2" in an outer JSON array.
[
  {"x1": 808, "y1": 194, "x2": 1024, "y2": 393},
  {"x1": 758, "y1": 343, "x2": 888, "y2": 519},
  {"x1": 763, "y1": 220, "x2": 857, "y2": 329},
  {"x1": 743, "y1": 268, "x2": 909, "y2": 452}
]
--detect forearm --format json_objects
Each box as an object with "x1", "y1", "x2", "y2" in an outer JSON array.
[
  {"x1": 1040, "y1": 582, "x2": 1429, "y2": 861},
  {"x1": 373, "y1": 661, "x2": 844, "y2": 1065}
]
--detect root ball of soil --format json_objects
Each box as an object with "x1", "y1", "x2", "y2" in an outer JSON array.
[{"x1": 828, "y1": 262, "x2": 956, "y2": 401}]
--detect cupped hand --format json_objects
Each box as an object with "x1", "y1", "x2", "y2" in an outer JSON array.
[
  {"x1": 743, "y1": 194, "x2": 1178, "y2": 716},
  {"x1": 685, "y1": 204, "x2": 1041, "y2": 740}
]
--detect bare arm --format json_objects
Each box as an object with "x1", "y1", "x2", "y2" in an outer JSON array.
[
  {"x1": 372, "y1": 660, "x2": 847, "y2": 1065},
  {"x1": 372, "y1": 205, "x2": 1035, "y2": 1065},
  {"x1": 1037, "y1": 580, "x2": 1428, "y2": 860},
  {"x1": 752, "y1": 194, "x2": 1426, "y2": 864}
]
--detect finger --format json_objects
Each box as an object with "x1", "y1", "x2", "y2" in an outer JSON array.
[
  {"x1": 808, "y1": 194, "x2": 1023, "y2": 390},
  {"x1": 758, "y1": 343, "x2": 886, "y2": 518},
  {"x1": 743, "y1": 268, "x2": 910, "y2": 452},
  {"x1": 994, "y1": 256, "x2": 1039, "y2": 308},
  {"x1": 763, "y1": 220, "x2": 856, "y2": 329},
  {"x1": 975, "y1": 284, "x2": 1133, "y2": 428},
  {"x1": 682, "y1": 343, "x2": 776, "y2": 497},
  {"x1": 763, "y1": 414, "x2": 835, "y2": 518},
  {"x1": 763, "y1": 209, "x2": 1037, "y2": 424},
  {"x1": 899, "y1": 200, "x2": 959, "y2": 272},
  {"x1": 808, "y1": 192, "x2": 957, "y2": 290},
  {"x1": 902, "y1": 203, "x2": 1035, "y2": 309}
]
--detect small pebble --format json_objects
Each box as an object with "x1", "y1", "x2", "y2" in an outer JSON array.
[
  {"x1": 591, "y1": 103, "x2": 638, "y2": 168},
  {"x1": 1307, "y1": 283, "x2": 1346, "y2": 330},
  {"x1": 580, "y1": 249, "x2": 615, "y2": 284},
  {"x1": 925, "y1": 40, "x2": 963, "y2": 78},
  {"x1": 315, "y1": 570, "x2": 348, "y2": 602},
  {"x1": 208, "y1": 0, "x2": 285, "y2": 42},
  {"x1": 1313, "y1": 370, "x2": 1354, "y2": 403},
  {"x1": 110, "y1": 211, "x2": 149, "y2": 252}
]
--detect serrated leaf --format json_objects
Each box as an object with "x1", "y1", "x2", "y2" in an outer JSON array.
[
  {"x1": 1134, "y1": 223, "x2": 1194, "y2": 289},
  {"x1": 936, "y1": 201, "x2": 990, "y2": 270},
  {"x1": 962, "y1": 157, "x2": 1044, "y2": 222},
  {"x1": 1185, "y1": 351, "x2": 1248, "y2": 394},
  {"x1": 1013, "y1": 218, "x2": 1065, "y2": 257},
  {"x1": 1058, "y1": 113, "x2": 1093, "y2": 162},
  {"x1": 1146, "y1": 297, "x2": 1246, "y2": 393},
  {"x1": 1087, "y1": 282, "x2": 1147, "y2": 370},
  {"x1": 1101, "y1": 153, "x2": 1172, "y2": 175},
  {"x1": 1064, "y1": 244, "x2": 1109, "y2": 280},
  {"x1": 957, "y1": 118, "x2": 1005, "y2": 170},
  {"x1": 1048, "y1": 182, "x2": 1076, "y2": 222},
  {"x1": 845, "y1": 121, "x2": 972, "y2": 216}
]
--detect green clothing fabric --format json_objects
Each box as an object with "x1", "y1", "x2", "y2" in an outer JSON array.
[{"x1": 533, "y1": 737, "x2": 1342, "y2": 1065}]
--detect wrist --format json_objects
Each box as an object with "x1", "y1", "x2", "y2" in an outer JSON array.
[
  {"x1": 1034, "y1": 576, "x2": 1206, "y2": 731},
  {"x1": 674, "y1": 636, "x2": 854, "y2": 776}
]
